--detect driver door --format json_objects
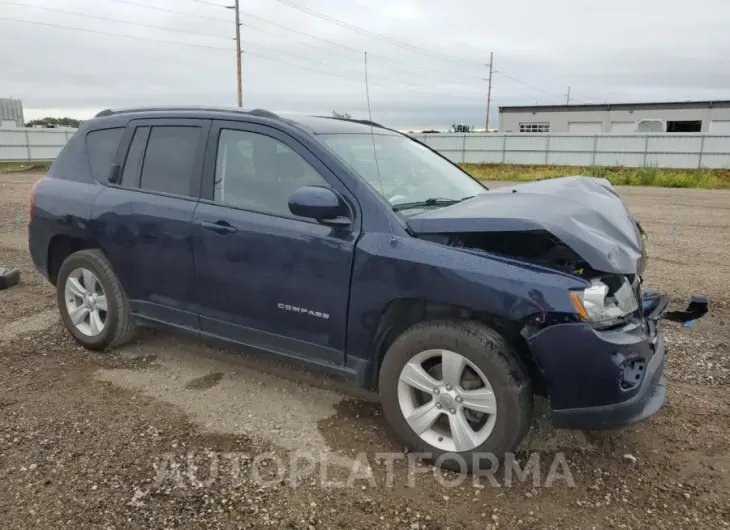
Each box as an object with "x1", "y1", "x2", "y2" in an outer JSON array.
[{"x1": 191, "y1": 121, "x2": 359, "y2": 365}]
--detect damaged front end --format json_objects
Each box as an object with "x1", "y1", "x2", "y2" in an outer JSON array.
[
  {"x1": 407, "y1": 176, "x2": 647, "y2": 275},
  {"x1": 408, "y1": 176, "x2": 708, "y2": 429},
  {"x1": 419, "y1": 229, "x2": 598, "y2": 277}
]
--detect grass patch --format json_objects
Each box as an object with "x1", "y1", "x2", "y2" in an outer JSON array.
[
  {"x1": 461, "y1": 164, "x2": 730, "y2": 189},
  {"x1": 0, "y1": 161, "x2": 52, "y2": 174}
]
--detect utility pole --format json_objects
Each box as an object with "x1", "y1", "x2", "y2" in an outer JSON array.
[
  {"x1": 227, "y1": 0, "x2": 243, "y2": 107},
  {"x1": 234, "y1": 0, "x2": 243, "y2": 107},
  {"x1": 485, "y1": 52, "x2": 494, "y2": 131},
  {"x1": 566, "y1": 86, "x2": 571, "y2": 105}
]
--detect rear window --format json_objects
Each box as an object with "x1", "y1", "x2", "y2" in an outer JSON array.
[
  {"x1": 139, "y1": 126, "x2": 201, "y2": 196},
  {"x1": 86, "y1": 128, "x2": 124, "y2": 181}
]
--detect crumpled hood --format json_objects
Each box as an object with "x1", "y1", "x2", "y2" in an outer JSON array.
[{"x1": 407, "y1": 176, "x2": 646, "y2": 274}]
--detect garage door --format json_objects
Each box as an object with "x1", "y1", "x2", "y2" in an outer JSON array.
[
  {"x1": 568, "y1": 122, "x2": 603, "y2": 133},
  {"x1": 610, "y1": 122, "x2": 635, "y2": 133},
  {"x1": 709, "y1": 121, "x2": 730, "y2": 133}
]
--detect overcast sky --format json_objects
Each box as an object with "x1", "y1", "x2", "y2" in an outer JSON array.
[{"x1": 2, "y1": 0, "x2": 729, "y2": 129}]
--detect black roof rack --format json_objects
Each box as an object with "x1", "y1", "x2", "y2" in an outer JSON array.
[
  {"x1": 90, "y1": 108, "x2": 393, "y2": 135},
  {"x1": 322, "y1": 116, "x2": 385, "y2": 129},
  {"x1": 247, "y1": 108, "x2": 280, "y2": 119},
  {"x1": 93, "y1": 106, "x2": 281, "y2": 119}
]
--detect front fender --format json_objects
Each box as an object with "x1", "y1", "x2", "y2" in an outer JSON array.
[{"x1": 345, "y1": 233, "x2": 585, "y2": 365}]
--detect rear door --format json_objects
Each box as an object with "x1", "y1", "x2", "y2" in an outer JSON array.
[
  {"x1": 91, "y1": 118, "x2": 210, "y2": 327},
  {"x1": 191, "y1": 120, "x2": 359, "y2": 364}
]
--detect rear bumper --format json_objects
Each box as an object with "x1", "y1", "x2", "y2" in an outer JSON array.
[
  {"x1": 552, "y1": 332, "x2": 666, "y2": 429},
  {"x1": 28, "y1": 223, "x2": 52, "y2": 281}
]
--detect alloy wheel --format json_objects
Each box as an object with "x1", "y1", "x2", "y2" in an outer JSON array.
[
  {"x1": 64, "y1": 267, "x2": 108, "y2": 337},
  {"x1": 397, "y1": 349, "x2": 497, "y2": 452}
]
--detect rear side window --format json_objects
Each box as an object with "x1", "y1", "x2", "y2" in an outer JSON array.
[
  {"x1": 86, "y1": 128, "x2": 124, "y2": 181},
  {"x1": 139, "y1": 126, "x2": 201, "y2": 196},
  {"x1": 121, "y1": 127, "x2": 150, "y2": 188}
]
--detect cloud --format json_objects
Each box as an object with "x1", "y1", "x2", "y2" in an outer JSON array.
[{"x1": 2, "y1": 0, "x2": 729, "y2": 128}]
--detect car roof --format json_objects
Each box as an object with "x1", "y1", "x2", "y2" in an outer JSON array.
[{"x1": 93, "y1": 107, "x2": 400, "y2": 136}]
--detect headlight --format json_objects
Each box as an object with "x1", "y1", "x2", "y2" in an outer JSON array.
[{"x1": 571, "y1": 277, "x2": 639, "y2": 327}]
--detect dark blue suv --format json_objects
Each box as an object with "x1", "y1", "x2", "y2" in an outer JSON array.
[{"x1": 29, "y1": 107, "x2": 673, "y2": 468}]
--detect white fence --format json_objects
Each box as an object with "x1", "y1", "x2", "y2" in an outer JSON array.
[
  {"x1": 410, "y1": 133, "x2": 730, "y2": 169},
  {"x1": 3, "y1": 127, "x2": 730, "y2": 169},
  {"x1": 0, "y1": 127, "x2": 75, "y2": 162}
]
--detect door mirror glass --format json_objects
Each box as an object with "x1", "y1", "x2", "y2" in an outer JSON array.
[{"x1": 288, "y1": 186, "x2": 348, "y2": 223}]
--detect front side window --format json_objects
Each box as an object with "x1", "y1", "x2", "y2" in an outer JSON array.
[
  {"x1": 139, "y1": 126, "x2": 201, "y2": 196},
  {"x1": 214, "y1": 129, "x2": 329, "y2": 217},
  {"x1": 321, "y1": 133, "x2": 485, "y2": 215}
]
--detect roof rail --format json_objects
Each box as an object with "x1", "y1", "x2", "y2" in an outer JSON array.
[
  {"x1": 324, "y1": 116, "x2": 385, "y2": 129},
  {"x1": 248, "y1": 108, "x2": 280, "y2": 119},
  {"x1": 93, "y1": 106, "x2": 280, "y2": 119}
]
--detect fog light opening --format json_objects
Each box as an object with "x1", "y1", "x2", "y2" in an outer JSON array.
[{"x1": 620, "y1": 359, "x2": 646, "y2": 390}]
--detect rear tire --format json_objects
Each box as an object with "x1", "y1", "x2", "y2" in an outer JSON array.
[
  {"x1": 56, "y1": 249, "x2": 136, "y2": 350},
  {"x1": 379, "y1": 320, "x2": 532, "y2": 472}
]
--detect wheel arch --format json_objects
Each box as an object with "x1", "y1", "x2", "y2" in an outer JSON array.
[
  {"x1": 47, "y1": 235, "x2": 103, "y2": 286},
  {"x1": 365, "y1": 297, "x2": 546, "y2": 394}
]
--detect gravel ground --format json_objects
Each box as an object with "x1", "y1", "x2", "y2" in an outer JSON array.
[{"x1": 1, "y1": 173, "x2": 729, "y2": 529}]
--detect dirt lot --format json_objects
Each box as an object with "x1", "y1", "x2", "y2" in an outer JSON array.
[{"x1": 1, "y1": 172, "x2": 729, "y2": 529}]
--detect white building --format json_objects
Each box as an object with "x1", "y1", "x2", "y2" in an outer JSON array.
[
  {"x1": 499, "y1": 100, "x2": 730, "y2": 134},
  {"x1": 0, "y1": 98, "x2": 24, "y2": 128}
]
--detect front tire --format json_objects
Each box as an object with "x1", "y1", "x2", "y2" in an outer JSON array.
[
  {"x1": 56, "y1": 249, "x2": 136, "y2": 350},
  {"x1": 379, "y1": 320, "x2": 532, "y2": 471}
]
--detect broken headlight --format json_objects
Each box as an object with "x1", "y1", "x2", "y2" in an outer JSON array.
[{"x1": 571, "y1": 277, "x2": 639, "y2": 327}]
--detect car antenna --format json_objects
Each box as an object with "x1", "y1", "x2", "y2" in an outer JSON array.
[{"x1": 364, "y1": 51, "x2": 396, "y2": 245}]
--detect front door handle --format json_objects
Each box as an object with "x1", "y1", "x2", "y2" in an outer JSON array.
[{"x1": 201, "y1": 220, "x2": 238, "y2": 235}]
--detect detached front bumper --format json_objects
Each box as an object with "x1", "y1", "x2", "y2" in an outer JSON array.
[
  {"x1": 552, "y1": 332, "x2": 666, "y2": 429},
  {"x1": 525, "y1": 295, "x2": 671, "y2": 431}
]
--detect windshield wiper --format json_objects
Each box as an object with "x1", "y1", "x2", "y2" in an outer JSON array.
[{"x1": 392, "y1": 196, "x2": 473, "y2": 212}]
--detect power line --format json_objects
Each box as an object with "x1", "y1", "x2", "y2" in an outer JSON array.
[
  {"x1": 1, "y1": 0, "x2": 482, "y2": 93},
  {"x1": 181, "y1": 0, "x2": 229, "y2": 7},
  {"x1": 106, "y1": 0, "x2": 231, "y2": 24},
  {"x1": 0, "y1": 15, "x2": 363, "y2": 86},
  {"x1": 0, "y1": 16, "x2": 234, "y2": 51},
  {"x1": 247, "y1": 22, "x2": 485, "y2": 81},
  {"x1": 236, "y1": 3, "x2": 484, "y2": 79},
  {"x1": 492, "y1": 70, "x2": 551, "y2": 104},
  {"x1": 243, "y1": 41, "x2": 483, "y2": 95},
  {"x1": 235, "y1": 15, "x2": 485, "y2": 81},
  {"x1": 272, "y1": 0, "x2": 484, "y2": 68},
  {"x1": 101, "y1": 0, "x2": 486, "y2": 82},
  {"x1": 83, "y1": 0, "x2": 560, "y2": 103},
  {"x1": 0, "y1": 0, "x2": 228, "y2": 40},
  {"x1": 246, "y1": 50, "x2": 378, "y2": 86},
  {"x1": 0, "y1": 14, "x2": 483, "y2": 99},
  {"x1": 241, "y1": 24, "x2": 484, "y2": 86},
  {"x1": 493, "y1": 69, "x2": 585, "y2": 104}
]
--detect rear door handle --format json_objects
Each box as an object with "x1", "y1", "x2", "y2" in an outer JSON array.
[{"x1": 201, "y1": 220, "x2": 238, "y2": 235}]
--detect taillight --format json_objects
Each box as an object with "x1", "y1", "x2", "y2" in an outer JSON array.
[{"x1": 30, "y1": 179, "x2": 39, "y2": 223}]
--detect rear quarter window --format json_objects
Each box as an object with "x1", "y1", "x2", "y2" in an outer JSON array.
[{"x1": 86, "y1": 127, "x2": 124, "y2": 181}]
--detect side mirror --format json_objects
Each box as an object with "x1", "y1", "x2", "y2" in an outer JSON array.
[{"x1": 288, "y1": 186, "x2": 350, "y2": 226}]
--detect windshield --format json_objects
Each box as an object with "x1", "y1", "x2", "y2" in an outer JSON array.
[{"x1": 321, "y1": 134, "x2": 486, "y2": 214}]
